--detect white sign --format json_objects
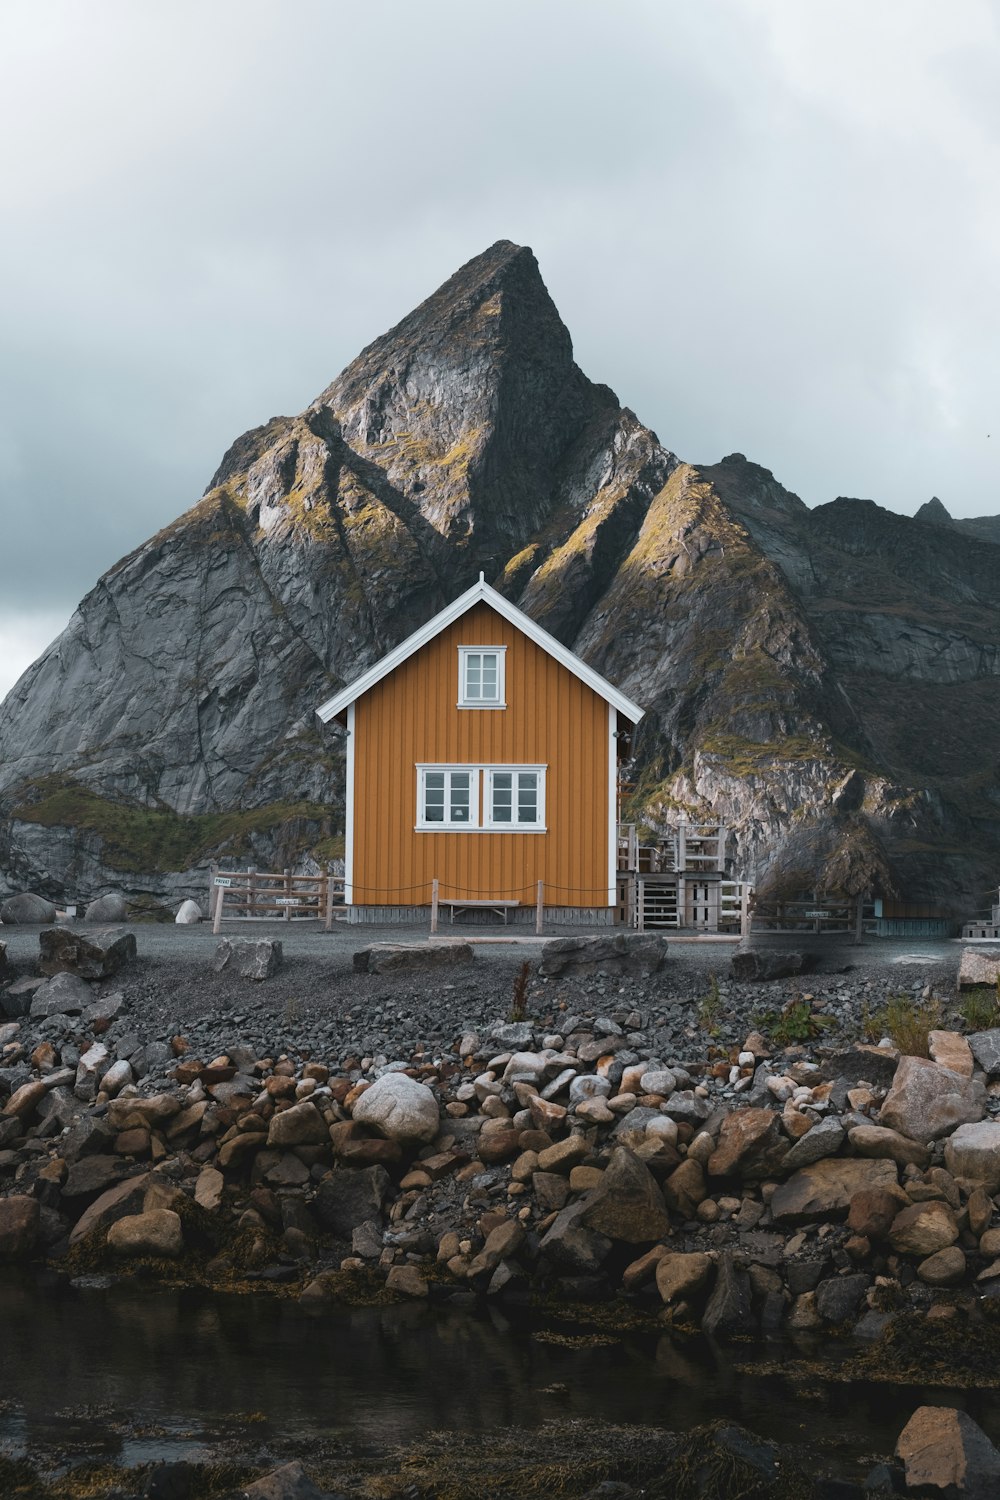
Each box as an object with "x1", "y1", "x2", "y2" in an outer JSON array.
[
  {"x1": 274, "y1": 897, "x2": 302, "y2": 906},
  {"x1": 213, "y1": 877, "x2": 233, "y2": 887}
]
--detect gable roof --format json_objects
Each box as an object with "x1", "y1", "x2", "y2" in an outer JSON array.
[{"x1": 315, "y1": 575, "x2": 644, "y2": 724}]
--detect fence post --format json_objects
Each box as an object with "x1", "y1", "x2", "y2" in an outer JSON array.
[
  {"x1": 740, "y1": 885, "x2": 752, "y2": 942},
  {"x1": 283, "y1": 867, "x2": 291, "y2": 922},
  {"x1": 430, "y1": 878, "x2": 439, "y2": 935},
  {"x1": 854, "y1": 892, "x2": 865, "y2": 944},
  {"x1": 212, "y1": 881, "x2": 224, "y2": 935},
  {"x1": 637, "y1": 877, "x2": 645, "y2": 934},
  {"x1": 208, "y1": 861, "x2": 216, "y2": 919},
  {"x1": 535, "y1": 879, "x2": 544, "y2": 935},
  {"x1": 324, "y1": 873, "x2": 334, "y2": 932}
]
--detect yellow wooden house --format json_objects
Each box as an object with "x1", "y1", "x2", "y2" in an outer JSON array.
[{"x1": 316, "y1": 576, "x2": 643, "y2": 925}]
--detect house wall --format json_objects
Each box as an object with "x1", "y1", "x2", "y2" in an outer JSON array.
[{"x1": 351, "y1": 602, "x2": 611, "y2": 909}]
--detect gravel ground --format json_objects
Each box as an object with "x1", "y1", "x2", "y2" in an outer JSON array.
[{"x1": 2, "y1": 921, "x2": 979, "y2": 1078}]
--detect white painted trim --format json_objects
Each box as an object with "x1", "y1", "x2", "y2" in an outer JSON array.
[
  {"x1": 457, "y1": 644, "x2": 506, "y2": 708},
  {"x1": 344, "y1": 701, "x2": 355, "y2": 905},
  {"x1": 315, "y1": 578, "x2": 644, "y2": 723},
  {"x1": 607, "y1": 702, "x2": 617, "y2": 906}
]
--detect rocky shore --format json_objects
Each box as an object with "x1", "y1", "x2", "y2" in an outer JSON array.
[{"x1": 4, "y1": 927, "x2": 1000, "y2": 1496}]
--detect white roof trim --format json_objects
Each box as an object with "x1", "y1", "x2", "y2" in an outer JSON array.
[{"x1": 316, "y1": 576, "x2": 644, "y2": 724}]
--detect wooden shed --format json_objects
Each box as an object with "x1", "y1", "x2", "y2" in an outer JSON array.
[{"x1": 316, "y1": 576, "x2": 643, "y2": 924}]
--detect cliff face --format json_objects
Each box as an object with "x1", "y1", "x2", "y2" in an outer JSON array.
[{"x1": 1, "y1": 241, "x2": 997, "y2": 913}]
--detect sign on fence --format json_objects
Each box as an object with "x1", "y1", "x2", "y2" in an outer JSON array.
[
  {"x1": 209, "y1": 865, "x2": 344, "y2": 934},
  {"x1": 213, "y1": 877, "x2": 233, "y2": 888}
]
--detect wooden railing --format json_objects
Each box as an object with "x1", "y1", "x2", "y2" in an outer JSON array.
[{"x1": 209, "y1": 865, "x2": 345, "y2": 933}]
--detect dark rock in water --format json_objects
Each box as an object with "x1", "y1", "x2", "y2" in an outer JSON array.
[
  {"x1": 538, "y1": 935, "x2": 667, "y2": 979},
  {"x1": 39, "y1": 926, "x2": 136, "y2": 979},
  {"x1": 701, "y1": 1253, "x2": 752, "y2": 1338},
  {"x1": 730, "y1": 946, "x2": 815, "y2": 981},
  {"x1": 242, "y1": 1459, "x2": 341, "y2": 1498},
  {"x1": 0, "y1": 892, "x2": 57, "y2": 925},
  {"x1": 214, "y1": 937, "x2": 283, "y2": 980},
  {"x1": 539, "y1": 1198, "x2": 613, "y2": 1274},
  {"x1": 815, "y1": 1272, "x2": 869, "y2": 1324},
  {"x1": 675, "y1": 1422, "x2": 783, "y2": 1494},
  {"x1": 313, "y1": 1166, "x2": 390, "y2": 1238}
]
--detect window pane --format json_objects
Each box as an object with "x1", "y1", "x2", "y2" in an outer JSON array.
[
  {"x1": 465, "y1": 654, "x2": 481, "y2": 699},
  {"x1": 450, "y1": 772, "x2": 471, "y2": 822},
  {"x1": 491, "y1": 771, "x2": 512, "y2": 822},
  {"x1": 516, "y1": 772, "x2": 538, "y2": 823}
]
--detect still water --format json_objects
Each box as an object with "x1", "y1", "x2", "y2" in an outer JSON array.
[{"x1": 1, "y1": 1274, "x2": 998, "y2": 1476}]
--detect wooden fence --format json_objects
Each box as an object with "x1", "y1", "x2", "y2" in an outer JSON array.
[{"x1": 209, "y1": 865, "x2": 344, "y2": 933}]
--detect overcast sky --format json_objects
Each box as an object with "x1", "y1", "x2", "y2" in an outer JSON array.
[{"x1": 1, "y1": 0, "x2": 998, "y2": 697}]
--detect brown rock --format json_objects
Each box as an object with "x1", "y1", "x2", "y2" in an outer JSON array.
[
  {"x1": 68, "y1": 1174, "x2": 151, "y2": 1245},
  {"x1": 917, "y1": 1246, "x2": 966, "y2": 1285},
  {"x1": 2, "y1": 1080, "x2": 46, "y2": 1120},
  {"x1": 194, "y1": 1166, "x2": 225, "y2": 1211},
  {"x1": 385, "y1": 1264, "x2": 429, "y2": 1297},
  {"x1": 622, "y1": 1243, "x2": 669, "y2": 1291},
  {"x1": 106, "y1": 1207, "x2": 184, "y2": 1259},
  {"x1": 536, "y1": 1135, "x2": 589, "y2": 1173},
  {"x1": 0, "y1": 1196, "x2": 39, "y2": 1259},
  {"x1": 655, "y1": 1251, "x2": 713, "y2": 1304},
  {"x1": 968, "y1": 1188, "x2": 994, "y2": 1239},
  {"x1": 477, "y1": 1129, "x2": 521, "y2": 1165},
  {"x1": 943, "y1": 1122, "x2": 1000, "y2": 1194},
  {"x1": 848, "y1": 1185, "x2": 909, "y2": 1240},
  {"x1": 532, "y1": 1171, "x2": 569, "y2": 1212},
  {"x1": 771, "y1": 1158, "x2": 899, "y2": 1226},
  {"x1": 266, "y1": 1101, "x2": 330, "y2": 1149},
  {"x1": 879, "y1": 1055, "x2": 985, "y2": 1143},
  {"x1": 847, "y1": 1123, "x2": 931, "y2": 1169},
  {"x1": 579, "y1": 1146, "x2": 671, "y2": 1243},
  {"x1": 663, "y1": 1158, "x2": 707, "y2": 1218},
  {"x1": 338, "y1": 1137, "x2": 401, "y2": 1167},
  {"x1": 896, "y1": 1406, "x2": 1000, "y2": 1496},
  {"x1": 706, "y1": 1109, "x2": 787, "y2": 1179},
  {"x1": 114, "y1": 1128, "x2": 151, "y2": 1158},
  {"x1": 889, "y1": 1200, "x2": 959, "y2": 1257},
  {"x1": 928, "y1": 1029, "x2": 974, "y2": 1078}
]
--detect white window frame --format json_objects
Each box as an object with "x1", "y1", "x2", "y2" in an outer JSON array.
[
  {"x1": 415, "y1": 765, "x2": 480, "y2": 831},
  {"x1": 457, "y1": 645, "x2": 506, "y2": 708},
  {"x1": 415, "y1": 764, "x2": 546, "y2": 833},
  {"x1": 483, "y1": 766, "x2": 546, "y2": 831}
]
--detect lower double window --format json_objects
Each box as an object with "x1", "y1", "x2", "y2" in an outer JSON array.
[{"x1": 416, "y1": 765, "x2": 546, "y2": 831}]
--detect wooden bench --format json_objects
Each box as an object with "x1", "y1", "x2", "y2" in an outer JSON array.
[{"x1": 444, "y1": 899, "x2": 521, "y2": 926}]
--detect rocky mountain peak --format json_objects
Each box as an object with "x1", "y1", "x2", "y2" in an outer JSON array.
[{"x1": 914, "y1": 495, "x2": 956, "y2": 528}]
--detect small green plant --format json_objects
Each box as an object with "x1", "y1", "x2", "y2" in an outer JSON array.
[
  {"x1": 509, "y1": 961, "x2": 531, "y2": 1023},
  {"x1": 880, "y1": 993, "x2": 941, "y2": 1057},
  {"x1": 766, "y1": 997, "x2": 836, "y2": 1048},
  {"x1": 696, "y1": 973, "x2": 722, "y2": 1037},
  {"x1": 859, "y1": 1000, "x2": 882, "y2": 1044},
  {"x1": 959, "y1": 985, "x2": 1000, "y2": 1033},
  {"x1": 282, "y1": 995, "x2": 302, "y2": 1027}
]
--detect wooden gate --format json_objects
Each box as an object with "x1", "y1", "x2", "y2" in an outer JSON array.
[{"x1": 209, "y1": 865, "x2": 345, "y2": 933}]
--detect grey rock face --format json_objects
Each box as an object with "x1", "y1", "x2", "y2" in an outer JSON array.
[
  {"x1": 38, "y1": 927, "x2": 136, "y2": 980},
  {"x1": 538, "y1": 934, "x2": 667, "y2": 978},
  {"x1": 969, "y1": 1029, "x2": 1000, "y2": 1077},
  {"x1": 29, "y1": 972, "x2": 92, "y2": 1018},
  {"x1": 313, "y1": 1166, "x2": 390, "y2": 1238},
  {"x1": 84, "y1": 893, "x2": 127, "y2": 922},
  {"x1": 730, "y1": 947, "x2": 815, "y2": 981},
  {"x1": 213, "y1": 937, "x2": 282, "y2": 980},
  {"x1": 353, "y1": 941, "x2": 474, "y2": 975}
]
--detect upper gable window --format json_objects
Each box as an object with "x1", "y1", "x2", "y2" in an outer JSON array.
[{"x1": 458, "y1": 646, "x2": 506, "y2": 708}]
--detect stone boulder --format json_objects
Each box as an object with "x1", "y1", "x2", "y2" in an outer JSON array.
[
  {"x1": 538, "y1": 1198, "x2": 612, "y2": 1274},
  {"x1": 701, "y1": 1253, "x2": 753, "y2": 1338},
  {"x1": 29, "y1": 971, "x2": 92, "y2": 1018},
  {"x1": 848, "y1": 1123, "x2": 931, "y2": 1169},
  {"x1": 781, "y1": 1116, "x2": 845, "y2": 1172},
  {"x1": 0, "y1": 892, "x2": 57, "y2": 925},
  {"x1": 706, "y1": 1108, "x2": 788, "y2": 1179},
  {"x1": 314, "y1": 1166, "x2": 390, "y2": 1238},
  {"x1": 770, "y1": 1157, "x2": 899, "y2": 1226},
  {"x1": 943, "y1": 1121, "x2": 1000, "y2": 1194},
  {"x1": 888, "y1": 1200, "x2": 959, "y2": 1257},
  {"x1": 84, "y1": 893, "x2": 128, "y2": 922},
  {"x1": 538, "y1": 934, "x2": 667, "y2": 979},
  {"x1": 354, "y1": 940, "x2": 473, "y2": 974},
  {"x1": 175, "y1": 899, "x2": 203, "y2": 924},
  {"x1": 107, "y1": 1208, "x2": 184, "y2": 1259},
  {"x1": 879, "y1": 1055, "x2": 985, "y2": 1143},
  {"x1": 0, "y1": 976, "x2": 42, "y2": 1019},
  {"x1": 928, "y1": 1029, "x2": 974, "y2": 1078},
  {"x1": 578, "y1": 1146, "x2": 671, "y2": 1243},
  {"x1": 68, "y1": 1174, "x2": 151, "y2": 1245},
  {"x1": 958, "y1": 949, "x2": 1000, "y2": 990},
  {"x1": 729, "y1": 947, "x2": 814, "y2": 981},
  {"x1": 213, "y1": 937, "x2": 282, "y2": 980},
  {"x1": 656, "y1": 1251, "x2": 713, "y2": 1305},
  {"x1": 242, "y1": 1461, "x2": 333, "y2": 1500},
  {"x1": 351, "y1": 1073, "x2": 439, "y2": 1144},
  {"x1": 267, "y1": 1101, "x2": 331, "y2": 1149},
  {"x1": 0, "y1": 1196, "x2": 40, "y2": 1259},
  {"x1": 917, "y1": 1246, "x2": 966, "y2": 1285},
  {"x1": 968, "y1": 1029, "x2": 1000, "y2": 1079},
  {"x1": 896, "y1": 1407, "x2": 1000, "y2": 1499},
  {"x1": 39, "y1": 926, "x2": 136, "y2": 979}
]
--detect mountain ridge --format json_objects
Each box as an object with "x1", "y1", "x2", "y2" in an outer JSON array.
[{"x1": 1, "y1": 242, "x2": 997, "y2": 914}]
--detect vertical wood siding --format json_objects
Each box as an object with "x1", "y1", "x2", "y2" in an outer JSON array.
[{"x1": 352, "y1": 603, "x2": 610, "y2": 907}]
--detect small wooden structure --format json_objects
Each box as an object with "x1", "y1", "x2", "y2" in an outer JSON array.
[
  {"x1": 209, "y1": 864, "x2": 344, "y2": 933},
  {"x1": 616, "y1": 819, "x2": 752, "y2": 934}
]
